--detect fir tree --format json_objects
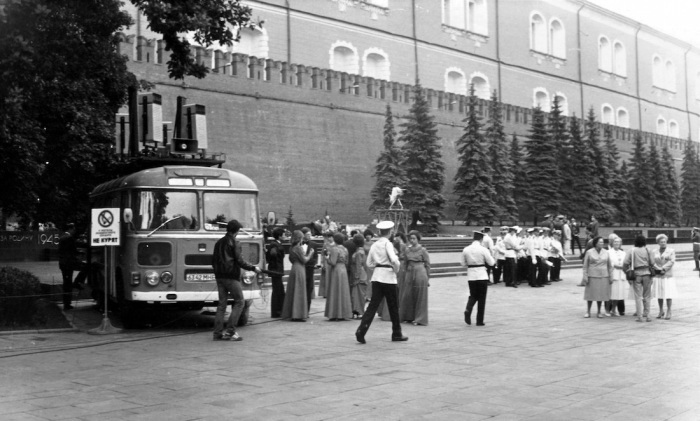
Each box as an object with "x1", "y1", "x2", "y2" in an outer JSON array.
[
  {"x1": 547, "y1": 96, "x2": 567, "y2": 210},
  {"x1": 567, "y1": 115, "x2": 604, "y2": 219},
  {"x1": 618, "y1": 161, "x2": 631, "y2": 224},
  {"x1": 647, "y1": 141, "x2": 666, "y2": 225},
  {"x1": 523, "y1": 106, "x2": 559, "y2": 224},
  {"x1": 602, "y1": 125, "x2": 625, "y2": 221},
  {"x1": 584, "y1": 108, "x2": 611, "y2": 220},
  {"x1": 510, "y1": 133, "x2": 528, "y2": 219},
  {"x1": 398, "y1": 83, "x2": 446, "y2": 232},
  {"x1": 370, "y1": 104, "x2": 406, "y2": 211},
  {"x1": 485, "y1": 90, "x2": 518, "y2": 222},
  {"x1": 661, "y1": 146, "x2": 682, "y2": 225},
  {"x1": 680, "y1": 143, "x2": 700, "y2": 225},
  {"x1": 453, "y1": 84, "x2": 497, "y2": 224},
  {"x1": 628, "y1": 133, "x2": 657, "y2": 225}
]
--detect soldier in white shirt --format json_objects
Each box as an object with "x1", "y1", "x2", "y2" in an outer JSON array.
[
  {"x1": 492, "y1": 226, "x2": 508, "y2": 284},
  {"x1": 355, "y1": 221, "x2": 408, "y2": 344},
  {"x1": 538, "y1": 227, "x2": 552, "y2": 287},
  {"x1": 460, "y1": 231, "x2": 496, "y2": 326},
  {"x1": 503, "y1": 226, "x2": 520, "y2": 288},
  {"x1": 481, "y1": 226, "x2": 494, "y2": 281},
  {"x1": 548, "y1": 230, "x2": 567, "y2": 282}
]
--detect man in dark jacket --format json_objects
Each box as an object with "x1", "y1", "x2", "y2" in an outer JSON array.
[
  {"x1": 58, "y1": 223, "x2": 86, "y2": 310},
  {"x1": 266, "y1": 228, "x2": 286, "y2": 317},
  {"x1": 212, "y1": 220, "x2": 261, "y2": 341}
]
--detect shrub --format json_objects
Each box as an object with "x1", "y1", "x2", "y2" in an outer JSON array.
[{"x1": 0, "y1": 266, "x2": 42, "y2": 327}]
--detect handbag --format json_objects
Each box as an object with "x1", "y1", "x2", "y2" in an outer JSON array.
[
  {"x1": 625, "y1": 250, "x2": 636, "y2": 281},
  {"x1": 649, "y1": 248, "x2": 663, "y2": 276}
]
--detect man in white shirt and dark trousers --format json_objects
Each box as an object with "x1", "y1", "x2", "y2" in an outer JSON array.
[
  {"x1": 460, "y1": 231, "x2": 496, "y2": 326},
  {"x1": 355, "y1": 221, "x2": 408, "y2": 344}
]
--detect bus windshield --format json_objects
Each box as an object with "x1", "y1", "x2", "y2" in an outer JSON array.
[
  {"x1": 203, "y1": 192, "x2": 259, "y2": 231},
  {"x1": 131, "y1": 190, "x2": 199, "y2": 231}
]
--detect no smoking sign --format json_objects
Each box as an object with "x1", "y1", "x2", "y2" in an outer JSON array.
[{"x1": 91, "y1": 208, "x2": 121, "y2": 246}]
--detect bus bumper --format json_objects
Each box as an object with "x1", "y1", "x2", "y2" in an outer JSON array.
[{"x1": 130, "y1": 290, "x2": 261, "y2": 302}]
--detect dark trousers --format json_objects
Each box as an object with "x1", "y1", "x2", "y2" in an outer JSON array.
[
  {"x1": 504, "y1": 258, "x2": 516, "y2": 285},
  {"x1": 213, "y1": 278, "x2": 244, "y2": 336},
  {"x1": 528, "y1": 258, "x2": 538, "y2": 285},
  {"x1": 466, "y1": 280, "x2": 488, "y2": 325},
  {"x1": 571, "y1": 236, "x2": 583, "y2": 254},
  {"x1": 357, "y1": 282, "x2": 402, "y2": 338},
  {"x1": 517, "y1": 257, "x2": 529, "y2": 283},
  {"x1": 537, "y1": 256, "x2": 549, "y2": 285},
  {"x1": 305, "y1": 265, "x2": 315, "y2": 311},
  {"x1": 270, "y1": 275, "x2": 285, "y2": 318},
  {"x1": 548, "y1": 257, "x2": 561, "y2": 281},
  {"x1": 493, "y1": 260, "x2": 505, "y2": 283},
  {"x1": 60, "y1": 265, "x2": 73, "y2": 307}
]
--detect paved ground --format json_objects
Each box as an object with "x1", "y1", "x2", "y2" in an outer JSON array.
[{"x1": 1, "y1": 248, "x2": 699, "y2": 420}]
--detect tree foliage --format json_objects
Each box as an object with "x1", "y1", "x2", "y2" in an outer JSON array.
[
  {"x1": 510, "y1": 133, "x2": 528, "y2": 219},
  {"x1": 660, "y1": 146, "x2": 682, "y2": 225},
  {"x1": 567, "y1": 115, "x2": 604, "y2": 219},
  {"x1": 370, "y1": 104, "x2": 405, "y2": 211},
  {"x1": 485, "y1": 90, "x2": 518, "y2": 222},
  {"x1": 680, "y1": 143, "x2": 700, "y2": 226},
  {"x1": 453, "y1": 85, "x2": 497, "y2": 224},
  {"x1": 627, "y1": 133, "x2": 657, "y2": 225},
  {"x1": 398, "y1": 83, "x2": 445, "y2": 232},
  {"x1": 523, "y1": 107, "x2": 559, "y2": 223}
]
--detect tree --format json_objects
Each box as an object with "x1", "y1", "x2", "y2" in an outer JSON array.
[
  {"x1": 680, "y1": 143, "x2": 700, "y2": 226},
  {"x1": 647, "y1": 141, "x2": 666, "y2": 225},
  {"x1": 547, "y1": 95, "x2": 568, "y2": 210},
  {"x1": 510, "y1": 133, "x2": 527, "y2": 219},
  {"x1": 601, "y1": 126, "x2": 626, "y2": 221},
  {"x1": 523, "y1": 107, "x2": 559, "y2": 224},
  {"x1": 132, "y1": 0, "x2": 258, "y2": 80},
  {"x1": 584, "y1": 108, "x2": 612, "y2": 220},
  {"x1": 617, "y1": 161, "x2": 632, "y2": 224},
  {"x1": 660, "y1": 146, "x2": 682, "y2": 225},
  {"x1": 485, "y1": 90, "x2": 518, "y2": 222},
  {"x1": 567, "y1": 115, "x2": 604, "y2": 219},
  {"x1": 453, "y1": 85, "x2": 497, "y2": 225},
  {"x1": 398, "y1": 83, "x2": 446, "y2": 232},
  {"x1": 370, "y1": 105, "x2": 406, "y2": 211},
  {"x1": 628, "y1": 133, "x2": 656, "y2": 225}
]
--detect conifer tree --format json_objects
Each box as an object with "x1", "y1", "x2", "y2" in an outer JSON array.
[
  {"x1": 370, "y1": 104, "x2": 406, "y2": 211},
  {"x1": 453, "y1": 84, "x2": 497, "y2": 224},
  {"x1": 485, "y1": 90, "x2": 518, "y2": 222},
  {"x1": 680, "y1": 143, "x2": 700, "y2": 225},
  {"x1": 547, "y1": 96, "x2": 567, "y2": 212},
  {"x1": 584, "y1": 108, "x2": 611, "y2": 220},
  {"x1": 523, "y1": 107, "x2": 559, "y2": 223},
  {"x1": 618, "y1": 161, "x2": 631, "y2": 224},
  {"x1": 510, "y1": 133, "x2": 528, "y2": 219},
  {"x1": 647, "y1": 142, "x2": 665, "y2": 225},
  {"x1": 398, "y1": 83, "x2": 446, "y2": 232},
  {"x1": 602, "y1": 126, "x2": 625, "y2": 221},
  {"x1": 661, "y1": 146, "x2": 682, "y2": 225},
  {"x1": 628, "y1": 133, "x2": 657, "y2": 225},
  {"x1": 567, "y1": 115, "x2": 604, "y2": 218}
]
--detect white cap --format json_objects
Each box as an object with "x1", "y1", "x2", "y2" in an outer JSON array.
[{"x1": 376, "y1": 220, "x2": 395, "y2": 230}]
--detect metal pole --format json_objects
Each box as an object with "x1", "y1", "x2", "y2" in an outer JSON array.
[{"x1": 88, "y1": 246, "x2": 122, "y2": 334}]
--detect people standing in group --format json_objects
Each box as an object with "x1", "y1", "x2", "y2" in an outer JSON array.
[
  {"x1": 212, "y1": 220, "x2": 262, "y2": 341},
  {"x1": 492, "y1": 226, "x2": 508, "y2": 284},
  {"x1": 570, "y1": 218, "x2": 583, "y2": 255},
  {"x1": 265, "y1": 227, "x2": 286, "y2": 318},
  {"x1": 503, "y1": 226, "x2": 520, "y2": 288},
  {"x1": 516, "y1": 227, "x2": 530, "y2": 285},
  {"x1": 607, "y1": 234, "x2": 627, "y2": 316},
  {"x1": 301, "y1": 227, "x2": 318, "y2": 312},
  {"x1": 399, "y1": 230, "x2": 431, "y2": 326},
  {"x1": 527, "y1": 228, "x2": 541, "y2": 287},
  {"x1": 325, "y1": 233, "x2": 353, "y2": 321},
  {"x1": 281, "y1": 230, "x2": 315, "y2": 322},
  {"x1": 623, "y1": 235, "x2": 655, "y2": 322},
  {"x1": 460, "y1": 230, "x2": 496, "y2": 326},
  {"x1": 548, "y1": 230, "x2": 566, "y2": 282},
  {"x1": 355, "y1": 221, "x2": 408, "y2": 344},
  {"x1": 652, "y1": 234, "x2": 677, "y2": 320},
  {"x1": 581, "y1": 236, "x2": 612, "y2": 318},
  {"x1": 692, "y1": 227, "x2": 700, "y2": 273},
  {"x1": 350, "y1": 234, "x2": 368, "y2": 319}
]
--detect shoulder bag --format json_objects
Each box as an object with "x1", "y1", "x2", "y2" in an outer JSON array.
[{"x1": 625, "y1": 250, "x2": 636, "y2": 281}]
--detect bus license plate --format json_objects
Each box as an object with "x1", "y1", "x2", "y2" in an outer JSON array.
[{"x1": 186, "y1": 273, "x2": 216, "y2": 282}]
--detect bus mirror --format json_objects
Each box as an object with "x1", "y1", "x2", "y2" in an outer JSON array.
[{"x1": 124, "y1": 208, "x2": 133, "y2": 224}]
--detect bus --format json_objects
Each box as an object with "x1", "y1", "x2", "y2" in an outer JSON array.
[{"x1": 90, "y1": 166, "x2": 266, "y2": 327}]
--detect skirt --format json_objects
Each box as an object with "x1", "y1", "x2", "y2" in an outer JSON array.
[
  {"x1": 610, "y1": 278, "x2": 629, "y2": 301},
  {"x1": 652, "y1": 276, "x2": 677, "y2": 299},
  {"x1": 584, "y1": 276, "x2": 611, "y2": 301}
]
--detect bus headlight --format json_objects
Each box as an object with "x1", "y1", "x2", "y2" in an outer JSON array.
[
  {"x1": 160, "y1": 271, "x2": 173, "y2": 284},
  {"x1": 242, "y1": 271, "x2": 255, "y2": 285},
  {"x1": 145, "y1": 270, "x2": 160, "y2": 287}
]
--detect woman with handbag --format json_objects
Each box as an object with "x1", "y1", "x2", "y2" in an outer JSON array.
[
  {"x1": 608, "y1": 235, "x2": 628, "y2": 316},
  {"x1": 623, "y1": 235, "x2": 655, "y2": 322},
  {"x1": 581, "y1": 237, "x2": 613, "y2": 318},
  {"x1": 651, "y1": 234, "x2": 677, "y2": 320}
]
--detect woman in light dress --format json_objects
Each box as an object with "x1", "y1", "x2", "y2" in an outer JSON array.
[
  {"x1": 324, "y1": 233, "x2": 353, "y2": 321},
  {"x1": 582, "y1": 237, "x2": 612, "y2": 318},
  {"x1": 652, "y1": 234, "x2": 677, "y2": 320},
  {"x1": 607, "y1": 235, "x2": 628, "y2": 317},
  {"x1": 399, "y1": 230, "x2": 431, "y2": 326},
  {"x1": 281, "y1": 230, "x2": 315, "y2": 321}
]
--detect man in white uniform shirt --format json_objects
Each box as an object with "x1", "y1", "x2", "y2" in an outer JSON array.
[
  {"x1": 503, "y1": 226, "x2": 519, "y2": 288},
  {"x1": 460, "y1": 231, "x2": 496, "y2": 326},
  {"x1": 355, "y1": 221, "x2": 408, "y2": 344}
]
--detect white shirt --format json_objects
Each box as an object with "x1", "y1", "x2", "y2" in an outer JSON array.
[
  {"x1": 460, "y1": 241, "x2": 496, "y2": 281},
  {"x1": 482, "y1": 234, "x2": 494, "y2": 253},
  {"x1": 494, "y1": 236, "x2": 506, "y2": 260},
  {"x1": 366, "y1": 237, "x2": 400, "y2": 284},
  {"x1": 503, "y1": 233, "x2": 519, "y2": 258},
  {"x1": 548, "y1": 239, "x2": 563, "y2": 258}
]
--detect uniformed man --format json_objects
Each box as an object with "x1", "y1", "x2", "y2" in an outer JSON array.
[
  {"x1": 503, "y1": 226, "x2": 519, "y2": 288},
  {"x1": 460, "y1": 230, "x2": 496, "y2": 326},
  {"x1": 548, "y1": 230, "x2": 567, "y2": 282},
  {"x1": 526, "y1": 228, "x2": 540, "y2": 287},
  {"x1": 492, "y1": 226, "x2": 508, "y2": 284},
  {"x1": 481, "y1": 226, "x2": 494, "y2": 281},
  {"x1": 538, "y1": 227, "x2": 552, "y2": 286}
]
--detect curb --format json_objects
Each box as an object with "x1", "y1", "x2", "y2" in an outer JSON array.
[{"x1": 0, "y1": 327, "x2": 80, "y2": 336}]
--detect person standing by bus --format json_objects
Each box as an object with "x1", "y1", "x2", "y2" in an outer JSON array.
[
  {"x1": 58, "y1": 223, "x2": 86, "y2": 310},
  {"x1": 266, "y1": 228, "x2": 286, "y2": 318},
  {"x1": 212, "y1": 220, "x2": 261, "y2": 341}
]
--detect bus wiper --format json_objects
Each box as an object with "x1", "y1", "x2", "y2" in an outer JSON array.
[
  {"x1": 147, "y1": 215, "x2": 184, "y2": 237},
  {"x1": 215, "y1": 222, "x2": 259, "y2": 237}
]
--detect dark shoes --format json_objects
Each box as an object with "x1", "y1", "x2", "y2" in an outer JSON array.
[
  {"x1": 476, "y1": 323, "x2": 485, "y2": 326},
  {"x1": 355, "y1": 330, "x2": 366, "y2": 344},
  {"x1": 63, "y1": 304, "x2": 74, "y2": 310},
  {"x1": 464, "y1": 309, "x2": 472, "y2": 325},
  {"x1": 391, "y1": 335, "x2": 409, "y2": 342},
  {"x1": 213, "y1": 332, "x2": 242, "y2": 341}
]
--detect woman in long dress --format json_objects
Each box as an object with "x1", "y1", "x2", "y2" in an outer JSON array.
[
  {"x1": 350, "y1": 234, "x2": 367, "y2": 318},
  {"x1": 324, "y1": 233, "x2": 353, "y2": 320},
  {"x1": 582, "y1": 236, "x2": 612, "y2": 318},
  {"x1": 318, "y1": 232, "x2": 333, "y2": 298},
  {"x1": 652, "y1": 234, "x2": 677, "y2": 320},
  {"x1": 608, "y1": 235, "x2": 628, "y2": 316},
  {"x1": 281, "y1": 230, "x2": 315, "y2": 321},
  {"x1": 399, "y1": 230, "x2": 431, "y2": 326}
]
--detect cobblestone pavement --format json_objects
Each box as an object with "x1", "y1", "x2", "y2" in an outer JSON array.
[{"x1": 1, "y1": 257, "x2": 699, "y2": 420}]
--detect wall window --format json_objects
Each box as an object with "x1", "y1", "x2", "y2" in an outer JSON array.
[
  {"x1": 363, "y1": 48, "x2": 390, "y2": 81},
  {"x1": 533, "y1": 88, "x2": 549, "y2": 111},
  {"x1": 549, "y1": 19, "x2": 565, "y2": 58},
  {"x1": 598, "y1": 36, "x2": 612, "y2": 72},
  {"x1": 232, "y1": 27, "x2": 269, "y2": 58},
  {"x1": 616, "y1": 107, "x2": 629, "y2": 128},
  {"x1": 601, "y1": 104, "x2": 614, "y2": 124},
  {"x1": 666, "y1": 60, "x2": 676, "y2": 92},
  {"x1": 613, "y1": 41, "x2": 626, "y2": 77},
  {"x1": 656, "y1": 116, "x2": 667, "y2": 135},
  {"x1": 530, "y1": 12, "x2": 547, "y2": 53},
  {"x1": 329, "y1": 41, "x2": 359, "y2": 74},
  {"x1": 553, "y1": 93, "x2": 568, "y2": 115},
  {"x1": 669, "y1": 120, "x2": 679, "y2": 138},
  {"x1": 445, "y1": 68, "x2": 467, "y2": 95},
  {"x1": 443, "y1": 0, "x2": 488, "y2": 34},
  {"x1": 652, "y1": 55, "x2": 663, "y2": 88},
  {"x1": 469, "y1": 72, "x2": 490, "y2": 99}
]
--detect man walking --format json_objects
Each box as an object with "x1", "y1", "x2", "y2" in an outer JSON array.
[
  {"x1": 58, "y1": 223, "x2": 86, "y2": 310},
  {"x1": 355, "y1": 221, "x2": 408, "y2": 344},
  {"x1": 212, "y1": 220, "x2": 261, "y2": 341},
  {"x1": 460, "y1": 230, "x2": 496, "y2": 326}
]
